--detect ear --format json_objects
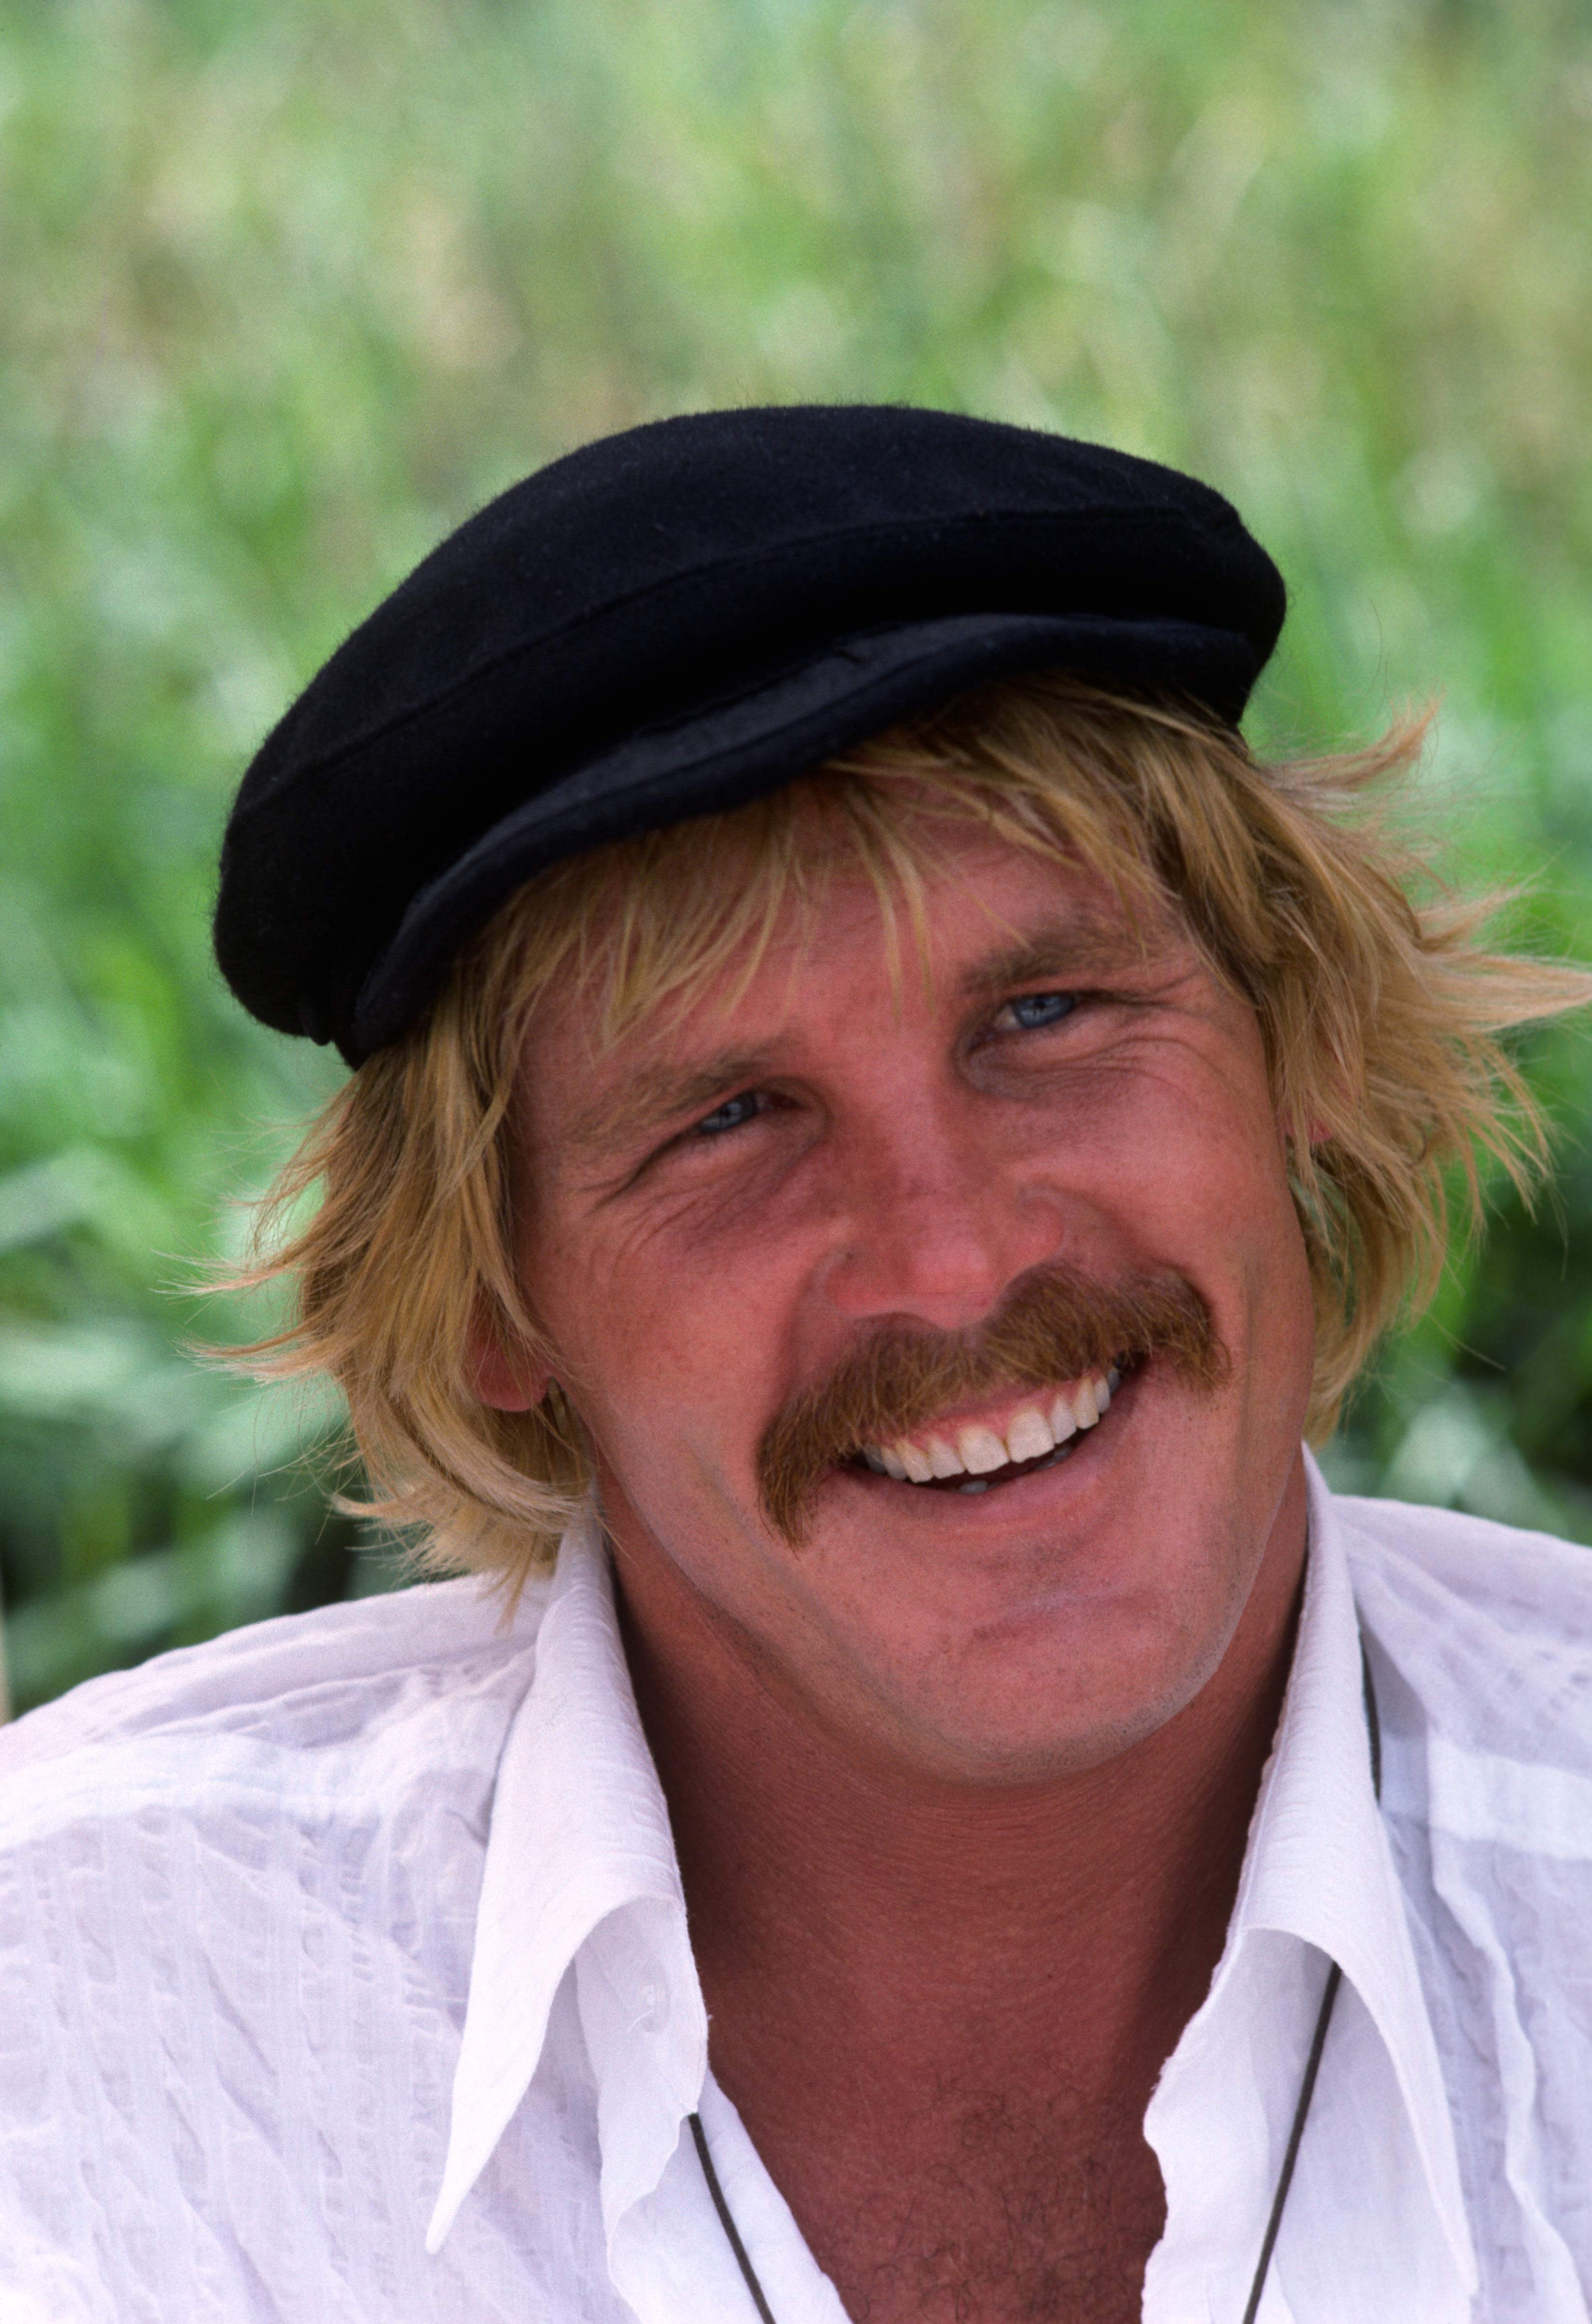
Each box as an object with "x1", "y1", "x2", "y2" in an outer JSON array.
[{"x1": 467, "y1": 1308, "x2": 553, "y2": 1412}]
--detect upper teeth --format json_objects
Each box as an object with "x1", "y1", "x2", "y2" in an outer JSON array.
[{"x1": 861, "y1": 1369, "x2": 1118, "y2": 1485}]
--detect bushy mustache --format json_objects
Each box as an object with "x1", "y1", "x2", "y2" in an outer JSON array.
[{"x1": 756, "y1": 1261, "x2": 1226, "y2": 1544}]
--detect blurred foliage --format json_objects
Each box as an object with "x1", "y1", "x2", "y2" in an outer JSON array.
[{"x1": 2, "y1": 0, "x2": 1591, "y2": 1714}]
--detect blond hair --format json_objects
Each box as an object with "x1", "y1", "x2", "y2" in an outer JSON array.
[{"x1": 231, "y1": 674, "x2": 1591, "y2": 1592}]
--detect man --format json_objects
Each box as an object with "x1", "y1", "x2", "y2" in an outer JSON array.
[{"x1": 1, "y1": 405, "x2": 1589, "y2": 2322}]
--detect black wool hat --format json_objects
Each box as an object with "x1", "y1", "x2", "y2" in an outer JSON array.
[{"x1": 215, "y1": 404, "x2": 1286, "y2": 1065}]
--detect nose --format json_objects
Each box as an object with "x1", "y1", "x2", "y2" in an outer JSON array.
[{"x1": 816, "y1": 1094, "x2": 1062, "y2": 1335}]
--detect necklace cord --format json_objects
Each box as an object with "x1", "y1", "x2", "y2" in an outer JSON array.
[
  {"x1": 691, "y1": 1644, "x2": 1385, "y2": 2324},
  {"x1": 689, "y1": 2110, "x2": 779, "y2": 2324},
  {"x1": 1236, "y1": 1960, "x2": 1344, "y2": 2324}
]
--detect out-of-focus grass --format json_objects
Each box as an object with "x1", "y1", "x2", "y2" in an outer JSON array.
[{"x1": 2, "y1": 0, "x2": 1591, "y2": 1712}]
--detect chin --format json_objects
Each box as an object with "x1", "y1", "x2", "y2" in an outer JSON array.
[{"x1": 854, "y1": 1608, "x2": 1229, "y2": 1785}]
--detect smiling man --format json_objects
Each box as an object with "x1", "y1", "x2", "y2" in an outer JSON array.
[{"x1": 2, "y1": 407, "x2": 1591, "y2": 2323}]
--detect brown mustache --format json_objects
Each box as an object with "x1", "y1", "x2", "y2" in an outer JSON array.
[{"x1": 757, "y1": 1262, "x2": 1227, "y2": 1544}]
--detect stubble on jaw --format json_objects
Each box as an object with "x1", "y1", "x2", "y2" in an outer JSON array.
[{"x1": 756, "y1": 1260, "x2": 1228, "y2": 1545}]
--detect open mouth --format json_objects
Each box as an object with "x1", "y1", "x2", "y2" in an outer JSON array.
[{"x1": 848, "y1": 1363, "x2": 1126, "y2": 1497}]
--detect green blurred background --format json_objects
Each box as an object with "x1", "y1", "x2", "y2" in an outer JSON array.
[{"x1": 2, "y1": 0, "x2": 1590, "y2": 1717}]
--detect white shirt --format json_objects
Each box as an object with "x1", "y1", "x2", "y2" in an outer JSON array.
[{"x1": 0, "y1": 1456, "x2": 1589, "y2": 2321}]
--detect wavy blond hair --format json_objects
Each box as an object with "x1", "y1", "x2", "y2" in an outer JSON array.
[{"x1": 230, "y1": 674, "x2": 1591, "y2": 1591}]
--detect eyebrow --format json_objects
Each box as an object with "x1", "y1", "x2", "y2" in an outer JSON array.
[
  {"x1": 551, "y1": 907, "x2": 1167, "y2": 1159},
  {"x1": 555, "y1": 1051, "x2": 780, "y2": 1157},
  {"x1": 954, "y1": 908, "x2": 1162, "y2": 1006}
]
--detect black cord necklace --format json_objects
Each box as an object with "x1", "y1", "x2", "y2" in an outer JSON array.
[{"x1": 689, "y1": 1646, "x2": 1383, "y2": 2324}]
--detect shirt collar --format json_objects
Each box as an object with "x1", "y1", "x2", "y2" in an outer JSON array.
[
  {"x1": 1146, "y1": 1452, "x2": 1477, "y2": 2305},
  {"x1": 1276, "y1": 1457, "x2": 1473, "y2": 2291},
  {"x1": 425, "y1": 1504, "x2": 707, "y2": 2253},
  {"x1": 432, "y1": 1461, "x2": 1476, "y2": 2301}
]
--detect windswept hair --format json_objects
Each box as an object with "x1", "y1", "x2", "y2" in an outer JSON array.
[{"x1": 226, "y1": 674, "x2": 1592, "y2": 1592}]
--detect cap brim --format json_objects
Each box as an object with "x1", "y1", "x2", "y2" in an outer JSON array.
[{"x1": 348, "y1": 608, "x2": 1254, "y2": 1061}]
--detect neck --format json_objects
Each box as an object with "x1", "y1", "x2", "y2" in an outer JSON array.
[
  {"x1": 615, "y1": 1499, "x2": 1304, "y2": 2110},
  {"x1": 611, "y1": 1478, "x2": 1307, "y2": 2321}
]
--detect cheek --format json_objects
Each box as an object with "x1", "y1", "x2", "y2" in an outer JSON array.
[
  {"x1": 1089, "y1": 1077, "x2": 1311, "y2": 1380},
  {"x1": 1219, "y1": 1158, "x2": 1318, "y2": 1436},
  {"x1": 528, "y1": 1221, "x2": 792, "y2": 1485}
]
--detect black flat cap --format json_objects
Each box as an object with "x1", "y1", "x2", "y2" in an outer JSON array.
[{"x1": 215, "y1": 403, "x2": 1286, "y2": 1064}]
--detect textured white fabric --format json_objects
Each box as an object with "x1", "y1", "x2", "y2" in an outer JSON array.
[{"x1": 0, "y1": 1457, "x2": 1589, "y2": 2319}]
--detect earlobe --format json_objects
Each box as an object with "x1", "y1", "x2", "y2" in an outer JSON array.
[
  {"x1": 1298, "y1": 1115, "x2": 1334, "y2": 1148},
  {"x1": 1278, "y1": 1107, "x2": 1334, "y2": 1150},
  {"x1": 468, "y1": 1311, "x2": 552, "y2": 1412}
]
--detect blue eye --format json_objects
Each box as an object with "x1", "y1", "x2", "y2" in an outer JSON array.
[
  {"x1": 1006, "y1": 991, "x2": 1077, "y2": 1030},
  {"x1": 695, "y1": 1090, "x2": 762, "y2": 1137}
]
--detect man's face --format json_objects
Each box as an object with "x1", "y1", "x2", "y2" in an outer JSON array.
[{"x1": 510, "y1": 814, "x2": 1317, "y2": 1783}]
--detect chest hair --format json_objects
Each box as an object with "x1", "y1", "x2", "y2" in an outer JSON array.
[{"x1": 808, "y1": 2082, "x2": 1166, "y2": 2324}]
